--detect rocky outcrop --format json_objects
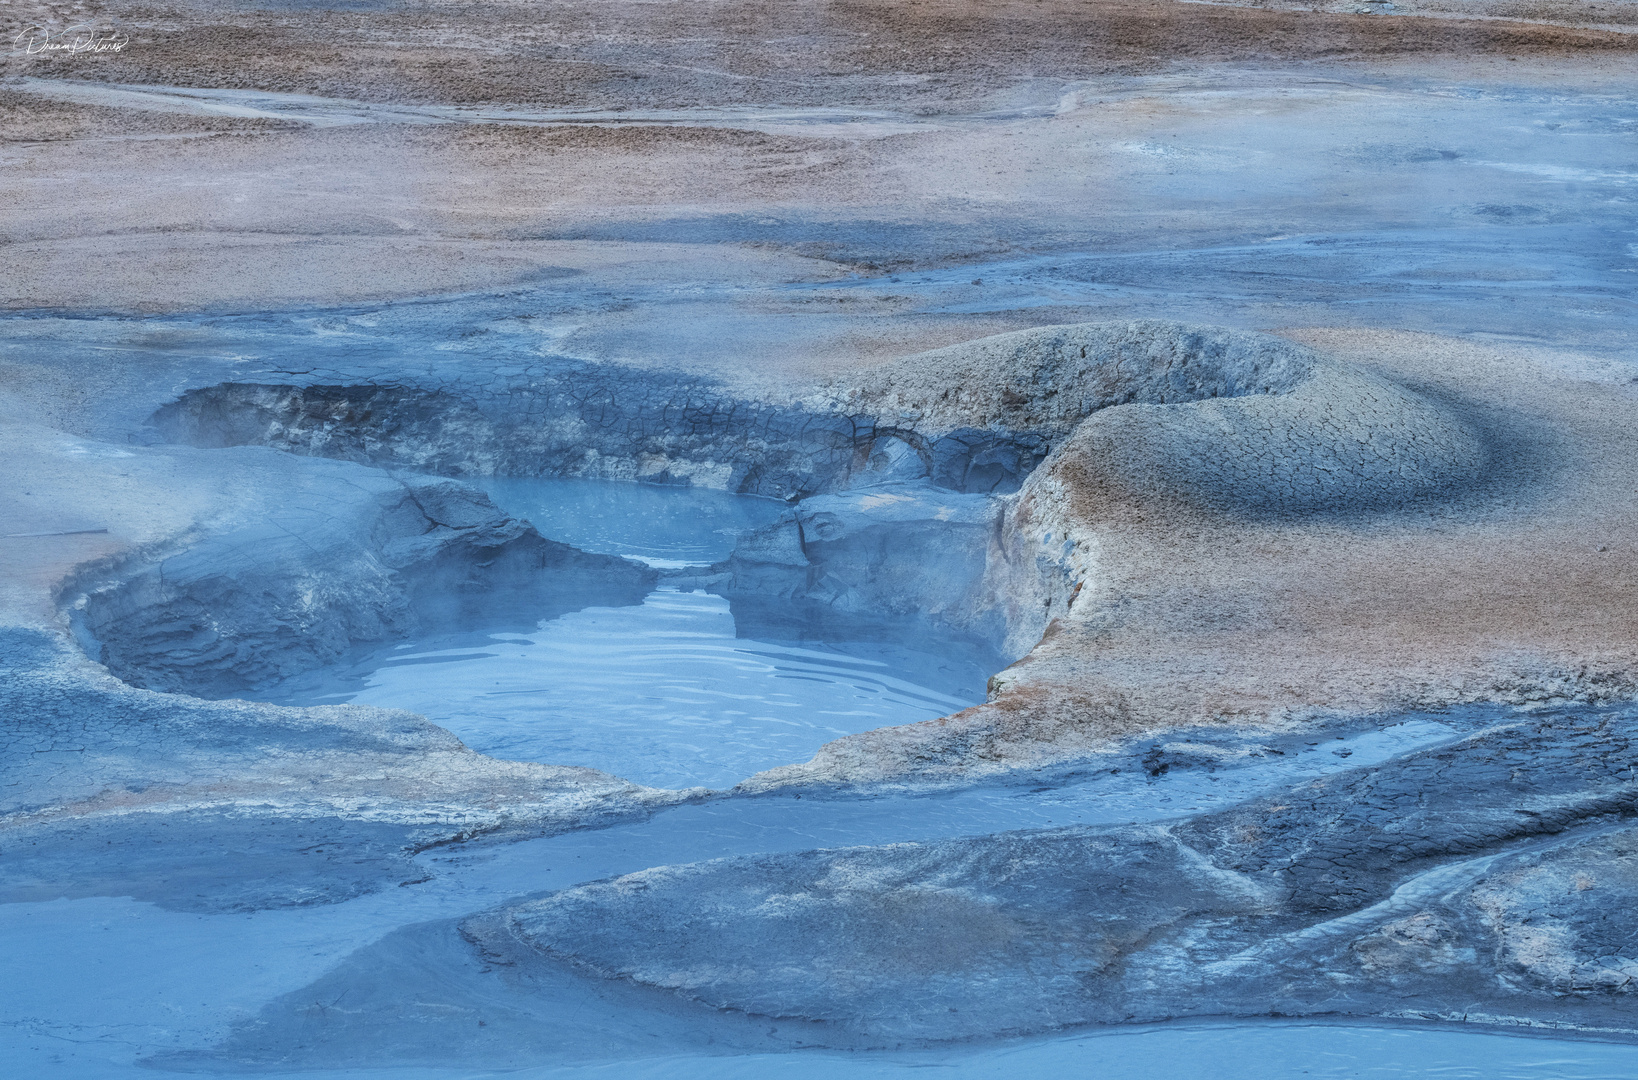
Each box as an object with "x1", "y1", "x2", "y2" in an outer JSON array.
[
  {"x1": 498, "y1": 709, "x2": 1638, "y2": 1043},
  {"x1": 719, "y1": 482, "x2": 1005, "y2": 641},
  {"x1": 70, "y1": 467, "x2": 656, "y2": 697}
]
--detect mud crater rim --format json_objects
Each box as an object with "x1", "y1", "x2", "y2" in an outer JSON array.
[{"x1": 66, "y1": 321, "x2": 1502, "y2": 790}]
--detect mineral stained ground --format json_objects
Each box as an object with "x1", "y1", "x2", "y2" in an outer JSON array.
[{"x1": 4, "y1": 0, "x2": 1638, "y2": 1074}]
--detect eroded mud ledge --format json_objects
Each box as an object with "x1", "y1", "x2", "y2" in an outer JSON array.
[{"x1": 72, "y1": 473, "x2": 657, "y2": 697}]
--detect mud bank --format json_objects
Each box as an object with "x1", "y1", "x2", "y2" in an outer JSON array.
[
  {"x1": 0, "y1": 617, "x2": 690, "y2": 910},
  {"x1": 494, "y1": 711, "x2": 1638, "y2": 1044},
  {"x1": 73, "y1": 471, "x2": 655, "y2": 697},
  {"x1": 133, "y1": 321, "x2": 1638, "y2": 792},
  {"x1": 143, "y1": 705, "x2": 1638, "y2": 1070}
]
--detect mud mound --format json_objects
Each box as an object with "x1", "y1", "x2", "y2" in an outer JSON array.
[
  {"x1": 850, "y1": 320, "x2": 1487, "y2": 516},
  {"x1": 845, "y1": 320, "x2": 1316, "y2": 436}
]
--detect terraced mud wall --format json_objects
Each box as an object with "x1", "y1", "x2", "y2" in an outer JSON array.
[{"x1": 150, "y1": 370, "x2": 1049, "y2": 499}]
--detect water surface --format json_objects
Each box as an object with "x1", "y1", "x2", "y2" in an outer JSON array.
[{"x1": 262, "y1": 478, "x2": 989, "y2": 788}]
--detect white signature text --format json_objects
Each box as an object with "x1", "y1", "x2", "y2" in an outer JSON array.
[{"x1": 13, "y1": 25, "x2": 131, "y2": 56}]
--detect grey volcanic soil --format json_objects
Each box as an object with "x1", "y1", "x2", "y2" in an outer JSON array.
[
  {"x1": 7, "y1": 0, "x2": 1634, "y2": 111},
  {"x1": 506, "y1": 713, "x2": 1638, "y2": 1043},
  {"x1": 2, "y1": 0, "x2": 1637, "y2": 1075}
]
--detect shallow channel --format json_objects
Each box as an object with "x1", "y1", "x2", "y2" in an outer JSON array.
[
  {"x1": 8, "y1": 479, "x2": 1637, "y2": 1078},
  {"x1": 9, "y1": 787, "x2": 1638, "y2": 1080}
]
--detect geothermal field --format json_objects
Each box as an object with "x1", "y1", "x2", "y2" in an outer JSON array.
[{"x1": 4, "y1": 0, "x2": 1638, "y2": 1077}]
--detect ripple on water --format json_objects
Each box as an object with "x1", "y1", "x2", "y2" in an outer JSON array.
[
  {"x1": 272, "y1": 589, "x2": 983, "y2": 789},
  {"x1": 262, "y1": 478, "x2": 989, "y2": 788}
]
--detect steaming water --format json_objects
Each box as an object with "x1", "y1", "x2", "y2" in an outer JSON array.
[
  {"x1": 478, "y1": 476, "x2": 783, "y2": 570},
  {"x1": 9, "y1": 61, "x2": 1638, "y2": 1079},
  {"x1": 261, "y1": 478, "x2": 992, "y2": 789},
  {"x1": 6, "y1": 478, "x2": 1633, "y2": 1077}
]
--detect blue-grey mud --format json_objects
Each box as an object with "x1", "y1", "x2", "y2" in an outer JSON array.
[
  {"x1": 256, "y1": 479, "x2": 998, "y2": 789},
  {"x1": 5, "y1": 0, "x2": 1638, "y2": 1077}
]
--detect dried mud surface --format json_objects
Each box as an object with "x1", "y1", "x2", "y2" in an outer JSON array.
[
  {"x1": 5, "y1": 0, "x2": 1633, "y2": 112},
  {"x1": 3, "y1": 1, "x2": 1637, "y2": 1071}
]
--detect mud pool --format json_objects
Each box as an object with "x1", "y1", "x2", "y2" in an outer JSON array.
[
  {"x1": 5, "y1": 475, "x2": 1636, "y2": 1077},
  {"x1": 7, "y1": 18, "x2": 1638, "y2": 1076},
  {"x1": 258, "y1": 479, "x2": 992, "y2": 789}
]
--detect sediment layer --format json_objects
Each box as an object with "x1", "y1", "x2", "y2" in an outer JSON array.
[{"x1": 507, "y1": 710, "x2": 1638, "y2": 1042}]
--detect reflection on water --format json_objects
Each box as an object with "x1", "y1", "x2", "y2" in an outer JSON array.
[
  {"x1": 477, "y1": 476, "x2": 786, "y2": 569},
  {"x1": 269, "y1": 589, "x2": 982, "y2": 788}
]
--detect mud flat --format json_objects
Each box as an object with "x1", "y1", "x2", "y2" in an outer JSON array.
[{"x1": 3, "y1": 0, "x2": 1638, "y2": 1075}]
